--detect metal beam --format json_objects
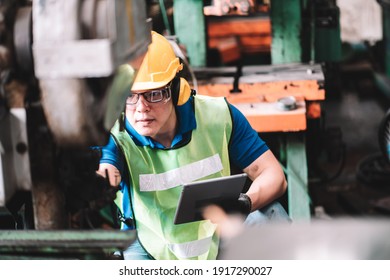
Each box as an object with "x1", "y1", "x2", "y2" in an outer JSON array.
[
  {"x1": 270, "y1": 0, "x2": 302, "y2": 64},
  {"x1": 173, "y1": 0, "x2": 207, "y2": 67},
  {"x1": 285, "y1": 133, "x2": 311, "y2": 221}
]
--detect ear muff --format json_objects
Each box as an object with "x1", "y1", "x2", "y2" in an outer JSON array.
[
  {"x1": 171, "y1": 77, "x2": 192, "y2": 106},
  {"x1": 177, "y1": 78, "x2": 192, "y2": 106}
]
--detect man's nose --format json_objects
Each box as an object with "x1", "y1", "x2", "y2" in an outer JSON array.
[{"x1": 136, "y1": 95, "x2": 150, "y2": 111}]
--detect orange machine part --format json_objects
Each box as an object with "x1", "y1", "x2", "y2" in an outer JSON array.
[
  {"x1": 197, "y1": 80, "x2": 325, "y2": 102},
  {"x1": 207, "y1": 16, "x2": 271, "y2": 63},
  {"x1": 197, "y1": 80, "x2": 324, "y2": 132},
  {"x1": 233, "y1": 101, "x2": 307, "y2": 132}
]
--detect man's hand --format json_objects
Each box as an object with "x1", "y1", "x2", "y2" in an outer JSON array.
[
  {"x1": 202, "y1": 205, "x2": 244, "y2": 239},
  {"x1": 96, "y1": 163, "x2": 121, "y2": 187},
  {"x1": 217, "y1": 193, "x2": 252, "y2": 217}
]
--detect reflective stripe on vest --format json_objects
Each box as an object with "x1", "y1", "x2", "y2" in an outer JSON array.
[
  {"x1": 140, "y1": 154, "x2": 223, "y2": 191},
  {"x1": 168, "y1": 236, "x2": 213, "y2": 259}
]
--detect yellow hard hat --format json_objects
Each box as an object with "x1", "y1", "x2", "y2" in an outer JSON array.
[{"x1": 131, "y1": 31, "x2": 183, "y2": 92}]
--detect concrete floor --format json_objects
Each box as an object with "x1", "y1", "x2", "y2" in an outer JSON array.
[{"x1": 308, "y1": 62, "x2": 390, "y2": 219}]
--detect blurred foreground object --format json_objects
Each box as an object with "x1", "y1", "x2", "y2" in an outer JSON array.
[
  {"x1": 203, "y1": 205, "x2": 245, "y2": 239},
  {"x1": 1, "y1": 0, "x2": 151, "y2": 232},
  {"x1": 0, "y1": 230, "x2": 136, "y2": 259},
  {"x1": 219, "y1": 218, "x2": 390, "y2": 259},
  {"x1": 32, "y1": 0, "x2": 151, "y2": 146}
]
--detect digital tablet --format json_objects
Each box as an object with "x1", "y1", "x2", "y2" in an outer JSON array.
[{"x1": 173, "y1": 173, "x2": 248, "y2": 225}]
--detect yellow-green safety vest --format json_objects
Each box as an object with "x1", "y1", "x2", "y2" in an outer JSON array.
[{"x1": 111, "y1": 95, "x2": 232, "y2": 260}]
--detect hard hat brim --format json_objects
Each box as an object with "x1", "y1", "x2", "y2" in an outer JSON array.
[{"x1": 131, "y1": 81, "x2": 170, "y2": 92}]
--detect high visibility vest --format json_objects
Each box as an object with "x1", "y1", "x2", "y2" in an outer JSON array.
[{"x1": 111, "y1": 95, "x2": 232, "y2": 259}]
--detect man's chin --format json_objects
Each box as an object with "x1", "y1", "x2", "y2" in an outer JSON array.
[{"x1": 135, "y1": 127, "x2": 154, "y2": 137}]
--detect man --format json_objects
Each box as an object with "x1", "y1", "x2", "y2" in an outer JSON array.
[{"x1": 97, "y1": 31, "x2": 288, "y2": 260}]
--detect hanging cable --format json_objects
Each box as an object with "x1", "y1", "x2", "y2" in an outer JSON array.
[
  {"x1": 167, "y1": 37, "x2": 199, "y2": 93},
  {"x1": 159, "y1": 0, "x2": 172, "y2": 35}
]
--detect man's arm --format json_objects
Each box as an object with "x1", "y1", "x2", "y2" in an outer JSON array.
[
  {"x1": 243, "y1": 150, "x2": 287, "y2": 211},
  {"x1": 226, "y1": 103, "x2": 287, "y2": 211},
  {"x1": 96, "y1": 136, "x2": 124, "y2": 187},
  {"x1": 203, "y1": 151, "x2": 287, "y2": 237}
]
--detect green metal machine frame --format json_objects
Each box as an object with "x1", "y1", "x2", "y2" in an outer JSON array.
[{"x1": 0, "y1": 230, "x2": 136, "y2": 260}]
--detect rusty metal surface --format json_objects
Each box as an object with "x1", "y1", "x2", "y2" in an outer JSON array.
[{"x1": 31, "y1": 181, "x2": 67, "y2": 230}]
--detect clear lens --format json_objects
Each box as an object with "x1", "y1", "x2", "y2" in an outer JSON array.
[
  {"x1": 148, "y1": 90, "x2": 164, "y2": 102},
  {"x1": 127, "y1": 92, "x2": 140, "y2": 104},
  {"x1": 127, "y1": 84, "x2": 171, "y2": 105}
]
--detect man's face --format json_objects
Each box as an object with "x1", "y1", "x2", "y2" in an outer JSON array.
[{"x1": 125, "y1": 84, "x2": 177, "y2": 143}]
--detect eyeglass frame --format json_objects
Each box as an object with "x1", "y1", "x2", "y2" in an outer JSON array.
[{"x1": 126, "y1": 82, "x2": 172, "y2": 105}]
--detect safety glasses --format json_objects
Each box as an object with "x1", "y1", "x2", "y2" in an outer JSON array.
[{"x1": 126, "y1": 83, "x2": 172, "y2": 105}]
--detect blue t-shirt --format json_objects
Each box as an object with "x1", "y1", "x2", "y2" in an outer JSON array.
[{"x1": 100, "y1": 96, "x2": 268, "y2": 175}]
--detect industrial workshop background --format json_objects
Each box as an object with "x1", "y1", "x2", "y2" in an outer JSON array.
[{"x1": 1, "y1": 0, "x2": 390, "y2": 259}]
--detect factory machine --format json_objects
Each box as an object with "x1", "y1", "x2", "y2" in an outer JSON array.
[{"x1": 0, "y1": 0, "x2": 151, "y2": 259}]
